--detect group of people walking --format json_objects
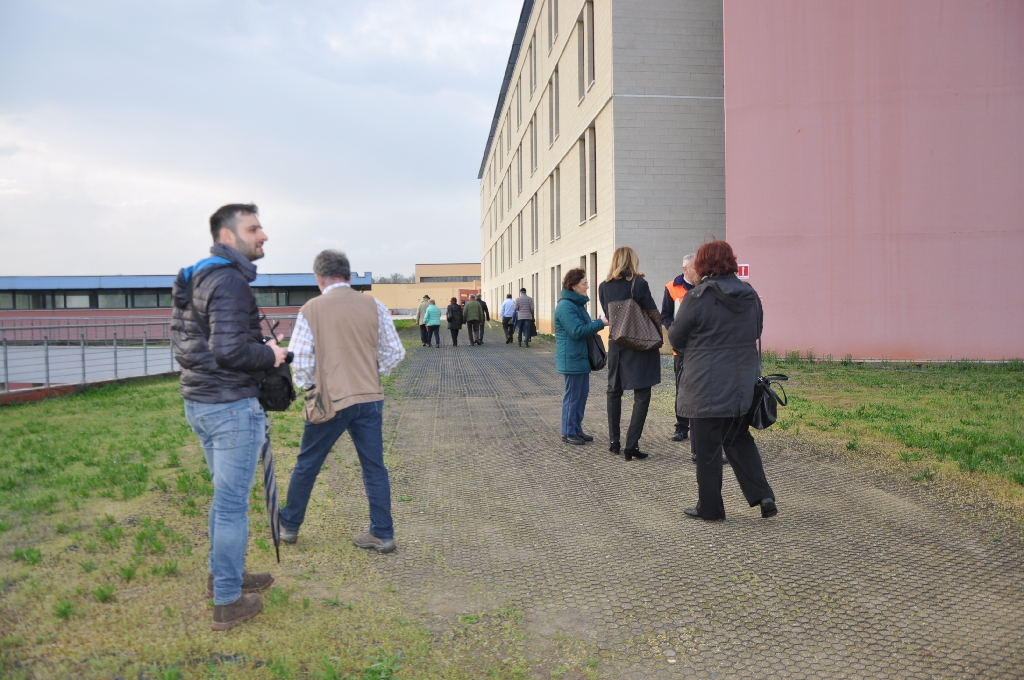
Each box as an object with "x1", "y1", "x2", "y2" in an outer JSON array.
[
  {"x1": 554, "y1": 244, "x2": 777, "y2": 524},
  {"x1": 415, "y1": 294, "x2": 488, "y2": 347}
]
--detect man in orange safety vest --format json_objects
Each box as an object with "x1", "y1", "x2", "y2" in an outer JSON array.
[{"x1": 660, "y1": 254, "x2": 697, "y2": 445}]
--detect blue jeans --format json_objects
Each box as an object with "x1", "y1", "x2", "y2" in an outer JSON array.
[
  {"x1": 561, "y1": 373, "x2": 590, "y2": 436},
  {"x1": 517, "y1": 319, "x2": 533, "y2": 344},
  {"x1": 280, "y1": 400, "x2": 393, "y2": 540},
  {"x1": 426, "y1": 325, "x2": 440, "y2": 347},
  {"x1": 184, "y1": 397, "x2": 264, "y2": 606}
]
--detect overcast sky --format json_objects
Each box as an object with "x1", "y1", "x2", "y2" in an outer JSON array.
[{"x1": 0, "y1": 0, "x2": 522, "y2": 277}]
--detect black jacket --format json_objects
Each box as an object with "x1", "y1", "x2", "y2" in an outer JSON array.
[
  {"x1": 171, "y1": 243, "x2": 275, "y2": 404},
  {"x1": 598, "y1": 273, "x2": 662, "y2": 391},
  {"x1": 668, "y1": 273, "x2": 762, "y2": 418},
  {"x1": 479, "y1": 298, "x2": 490, "y2": 321},
  {"x1": 446, "y1": 304, "x2": 463, "y2": 330}
]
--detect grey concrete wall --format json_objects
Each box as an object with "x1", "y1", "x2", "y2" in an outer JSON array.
[{"x1": 610, "y1": 0, "x2": 725, "y2": 294}]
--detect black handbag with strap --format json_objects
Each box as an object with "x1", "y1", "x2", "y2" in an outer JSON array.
[
  {"x1": 587, "y1": 333, "x2": 607, "y2": 371},
  {"x1": 747, "y1": 334, "x2": 788, "y2": 429},
  {"x1": 607, "y1": 278, "x2": 664, "y2": 351}
]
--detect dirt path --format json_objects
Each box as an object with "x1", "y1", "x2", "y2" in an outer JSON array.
[{"x1": 323, "y1": 336, "x2": 1024, "y2": 679}]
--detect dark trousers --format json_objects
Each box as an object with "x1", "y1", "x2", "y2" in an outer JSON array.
[
  {"x1": 280, "y1": 400, "x2": 394, "y2": 540},
  {"x1": 502, "y1": 318, "x2": 514, "y2": 342},
  {"x1": 690, "y1": 416, "x2": 774, "y2": 520},
  {"x1": 517, "y1": 319, "x2": 533, "y2": 345},
  {"x1": 426, "y1": 325, "x2": 440, "y2": 347},
  {"x1": 419, "y1": 324, "x2": 428, "y2": 345},
  {"x1": 449, "y1": 328, "x2": 460, "y2": 346},
  {"x1": 467, "y1": 320, "x2": 481, "y2": 344},
  {"x1": 561, "y1": 373, "x2": 590, "y2": 436},
  {"x1": 673, "y1": 355, "x2": 689, "y2": 436},
  {"x1": 607, "y1": 386, "x2": 652, "y2": 451}
]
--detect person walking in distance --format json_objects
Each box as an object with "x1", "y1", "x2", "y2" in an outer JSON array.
[
  {"x1": 463, "y1": 294, "x2": 485, "y2": 345},
  {"x1": 514, "y1": 287, "x2": 535, "y2": 347},
  {"x1": 446, "y1": 297, "x2": 464, "y2": 346},
  {"x1": 669, "y1": 240, "x2": 777, "y2": 521},
  {"x1": 554, "y1": 268, "x2": 607, "y2": 445},
  {"x1": 599, "y1": 247, "x2": 661, "y2": 461},
  {"x1": 279, "y1": 250, "x2": 406, "y2": 549},
  {"x1": 662, "y1": 254, "x2": 697, "y2": 445},
  {"x1": 478, "y1": 295, "x2": 490, "y2": 343},
  {"x1": 171, "y1": 203, "x2": 287, "y2": 631},
  {"x1": 422, "y1": 299, "x2": 442, "y2": 347},
  {"x1": 415, "y1": 294, "x2": 431, "y2": 347},
  {"x1": 500, "y1": 293, "x2": 516, "y2": 343}
]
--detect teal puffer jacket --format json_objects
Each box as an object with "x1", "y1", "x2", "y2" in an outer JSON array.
[
  {"x1": 422, "y1": 304, "x2": 441, "y2": 326},
  {"x1": 554, "y1": 289, "x2": 605, "y2": 374}
]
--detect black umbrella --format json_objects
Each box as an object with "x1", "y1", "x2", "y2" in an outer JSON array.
[{"x1": 260, "y1": 420, "x2": 281, "y2": 563}]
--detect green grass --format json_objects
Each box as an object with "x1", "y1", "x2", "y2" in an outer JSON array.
[
  {"x1": 1, "y1": 374, "x2": 600, "y2": 679},
  {"x1": 760, "y1": 355, "x2": 1024, "y2": 486}
]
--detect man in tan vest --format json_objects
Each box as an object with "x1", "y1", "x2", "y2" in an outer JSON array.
[{"x1": 279, "y1": 250, "x2": 406, "y2": 552}]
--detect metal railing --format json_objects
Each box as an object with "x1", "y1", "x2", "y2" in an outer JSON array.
[{"x1": 1, "y1": 315, "x2": 298, "y2": 393}]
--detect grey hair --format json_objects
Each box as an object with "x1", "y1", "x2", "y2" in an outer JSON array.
[
  {"x1": 682, "y1": 253, "x2": 697, "y2": 267},
  {"x1": 312, "y1": 250, "x2": 351, "y2": 281}
]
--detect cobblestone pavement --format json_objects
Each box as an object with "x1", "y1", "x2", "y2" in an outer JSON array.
[{"x1": 346, "y1": 336, "x2": 1024, "y2": 678}]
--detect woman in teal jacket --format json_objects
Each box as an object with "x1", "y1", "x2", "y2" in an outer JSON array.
[
  {"x1": 554, "y1": 268, "x2": 607, "y2": 445},
  {"x1": 422, "y1": 300, "x2": 442, "y2": 347}
]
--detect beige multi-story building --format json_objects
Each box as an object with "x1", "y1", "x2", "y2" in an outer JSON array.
[
  {"x1": 369, "y1": 263, "x2": 481, "y2": 315},
  {"x1": 479, "y1": 0, "x2": 725, "y2": 332}
]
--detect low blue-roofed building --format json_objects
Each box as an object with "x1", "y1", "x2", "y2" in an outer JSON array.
[{"x1": 0, "y1": 273, "x2": 372, "y2": 312}]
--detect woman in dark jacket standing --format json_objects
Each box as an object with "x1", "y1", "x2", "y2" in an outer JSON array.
[
  {"x1": 446, "y1": 297, "x2": 464, "y2": 346},
  {"x1": 598, "y1": 247, "x2": 661, "y2": 461},
  {"x1": 554, "y1": 268, "x2": 607, "y2": 445},
  {"x1": 668, "y1": 240, "x2": 777, "y2": 521}
]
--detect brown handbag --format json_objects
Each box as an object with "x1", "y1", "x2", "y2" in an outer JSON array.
[{"x1": 607, "y1": 278, "x2": 664, "y2": 351}]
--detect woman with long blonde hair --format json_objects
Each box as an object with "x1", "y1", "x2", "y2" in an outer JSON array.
[{"x1": 598, "y1": 246, "x2": 662, "y2": 461}]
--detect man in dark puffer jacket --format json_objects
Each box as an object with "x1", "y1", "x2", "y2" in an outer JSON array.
[{"x1": 171, "y1": 203, "x2": 288, "y2": 631}]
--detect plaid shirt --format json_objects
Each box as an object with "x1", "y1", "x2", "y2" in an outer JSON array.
[{"x1": 290, "y1": 282, "x2": 405, "y2": 389}]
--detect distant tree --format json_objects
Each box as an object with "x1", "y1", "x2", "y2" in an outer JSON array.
[{"x1": 373, "y1": 272, "x2": 416, "y2": 284}]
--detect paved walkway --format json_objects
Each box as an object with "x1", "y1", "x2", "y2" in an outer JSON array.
[{"x1": 350, "y1": 336, "x2": 1024, "y2": 678}]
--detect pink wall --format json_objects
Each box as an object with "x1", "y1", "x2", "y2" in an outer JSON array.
[{"x1": 723, "y1": 0, "x2": 1024, "y2": 359}]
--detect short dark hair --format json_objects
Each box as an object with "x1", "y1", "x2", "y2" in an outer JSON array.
[
  {"x1": 312, "y1": 250, "x2": 351, "y2": 280},
  {"x1": 506, "y1": 293, "x2": 512, "y2": 298},
  {"x1": 209, "y1": 203, "x2": 258, "y2": 242},
  {"x1": 562, "y1": 268, "x2": 586, "y2": 291},
  {"x1": 450, "y1": 297, "x2": 457, "y2": 304},
  {"x1": 694, "y1": 240, "x2": 738, "y2": 279},
  {"x1": 520, "y1": 288, "x2": 526, "y2": 293}
]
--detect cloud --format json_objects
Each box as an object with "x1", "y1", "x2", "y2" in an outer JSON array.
[{"x1": 0, "y1": 0, "x2": 523, "y2": 276}]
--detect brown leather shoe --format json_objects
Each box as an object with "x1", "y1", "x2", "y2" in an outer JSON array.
[
  {"x1": 211, "y1": 593, "x2": 262, "y2": 631},
  {"x1": 206, "y1": 571, "x2": 274, "y2": 599},
  {"x1": 352, "y1": 531, "x2": 396, "y2": 553}
]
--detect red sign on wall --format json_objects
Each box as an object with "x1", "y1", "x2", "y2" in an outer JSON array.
[{"x1": 737, "y1": 264, "x2": 750, "y2": 279}]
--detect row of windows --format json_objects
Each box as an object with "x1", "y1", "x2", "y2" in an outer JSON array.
[
  {"x1": 488, "y1": 251, "x2": 600, "y2": 326},
  {"x1": 0, "y1": 288, "x2": 320, "y2": 311},
  {"x1": 418, "y1": 276, "x2": 479, "y2": 283},
  {"x1": 482, "y1": 1, "x2": 595, "y2": 231}
]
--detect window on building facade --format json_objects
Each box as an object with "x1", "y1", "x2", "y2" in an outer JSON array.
[
  {"x1": 588, "y1": 126, "x2": 597, "y2": 216},
  {"x1": 589, "y1": 252, "x2": 598, "y2": 317},
  {"x1": 516, "y1": 146, "x2": 522, "y2": 194},
  {"x1": 530, "y1": 114, "x2": 538, "y2": 173},
  {"x1": 516, "y1": 78, "x2": 522, "y2": 129},
  {"x1": 517, "y1": 213, "x2": 524, "y2": 262},
  {"x1": 548, "y1": 0, "x2": 558, "y2": 50},
  {"x1": 500, "y1": 234, "x2": 505, "y2": 272},
  {"x1": 586, "y1": 1, "x2": 595, "y2": 87},
  {"x1": 549, "y1": 166, "x2": 561, "y2": 240},
  {"x1": 530, "y1": 193, "x2": 539, "y2": 253},
  {"x1": 507, "y1": 226, "x2": 513, "y2": 268},
  {"x1": 529, "y1": 33, "x2": 537, "y2": 95},
  {"x1": 578, "y1": 138, "x2": 587, "y2": 223},
  {"x1": 577, "y1": 20, "x2": 585, "y2": 100},
  {"x1": 506, "y1": 169, "x2": 512, "y2": 209}
]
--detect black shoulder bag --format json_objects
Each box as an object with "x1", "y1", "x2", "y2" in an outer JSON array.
[
  {"x1": 748, "y1": 333, "x2": 788, "y2": 430},
  {"x1": 187, "y1": 275, "x2": 297, "y2": 412}
]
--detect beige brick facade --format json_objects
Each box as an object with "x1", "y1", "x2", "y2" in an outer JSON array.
[{"x1": 479, "y1": 0, "x2": 725, "y2": 332}]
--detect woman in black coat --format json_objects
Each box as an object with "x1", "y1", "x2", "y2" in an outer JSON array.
[
  {"x1": 598, "y1": 247, "x2": 661, "y2": 461},
  {"x1": 668, "y1": 240, "x2": 777, "y2": 521},
  {"x1": 446, "y1": 297, "x2": 464, "y2": 346}
]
